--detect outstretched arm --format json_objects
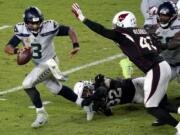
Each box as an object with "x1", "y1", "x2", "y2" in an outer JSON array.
[{"x1": 72, "y1": 3, "x2": 116, "y2": 41}]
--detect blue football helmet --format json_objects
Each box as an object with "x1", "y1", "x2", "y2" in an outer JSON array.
[
  {"x1": 23, "y1": 6, "x2": 44, "y2": 33},
  {"x1": 157, "y1": 1, "x2": 177, "y2": 29}
]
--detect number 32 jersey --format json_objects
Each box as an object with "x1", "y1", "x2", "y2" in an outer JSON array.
[{"x1": 12, "y1": 20, "x2": 69, "y2": 64}]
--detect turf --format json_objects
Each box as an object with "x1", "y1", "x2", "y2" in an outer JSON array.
[{"x1": 0, "y1": 0, "x2": 180, "y2": 135}]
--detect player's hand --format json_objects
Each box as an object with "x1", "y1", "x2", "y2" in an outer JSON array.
[
  {"x1": 149, "y1": 6, "x2": 157, "y2": 16},
  {"x1": 18, "y1": 46, "x2": 31, "y2": 54},
  {"x1": 72, "y1": 3, "x2": 85, "y2": 22},
  {"x1": 69, "y1": 47, "x2": 80, "y2": 58}
]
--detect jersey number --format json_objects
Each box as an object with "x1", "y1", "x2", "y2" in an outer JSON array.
[
  {"x1": 139, "y1": 37, "x2": 157, "y2": 51},
  {"x1": 31, "y1": 43, "x2": 42, "y2": 59}
]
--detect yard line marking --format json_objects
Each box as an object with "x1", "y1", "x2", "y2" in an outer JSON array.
[
  {"x1": 0, "y1": 53, "x2": 124, "y2": 95},
  {"x1": 0, "y1": 98, "x2": 7, "y2": 101},
  {"x1": 28, "y1": 101, "x2": 52, "y2": 109},
  {"x1": 0, "y1": 25, "x2": 12, "y2": 30},
  {"x1": 0, "y1": 86, "x2": 23, "y2": 95}
]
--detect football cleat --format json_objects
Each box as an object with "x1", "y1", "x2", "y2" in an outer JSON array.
[
  {"x1": 83, "y1": 103, "x2": 94, "y2": 121},
  {"x1": 151, "y1": 119, "x2": 166, "y2": 126},
  {"x1": 31, "y1": 110, "x2": 48, "y2": 128}
]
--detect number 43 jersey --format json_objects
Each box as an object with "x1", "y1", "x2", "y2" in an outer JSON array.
[
  {"x1": 83, "y1": 19, "x2": 164, "y2": 73},
  {"x1": 14, "y1": 20, "x2": 65, "y2": 64}
]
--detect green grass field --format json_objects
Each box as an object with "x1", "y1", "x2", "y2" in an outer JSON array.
[{"x1": 0, "y1": 0, "x2": 180, "y2": 135}]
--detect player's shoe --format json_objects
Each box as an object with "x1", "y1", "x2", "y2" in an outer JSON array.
[
  {"x1": 31, "y1": 110, "x2": 48, "y2": 128},
  {"x1": 151, "y1": 119, "x2": 166, "y2": 126},
  {"x1": 83, "y1": 103, "x2": 94, "y2": 121}
]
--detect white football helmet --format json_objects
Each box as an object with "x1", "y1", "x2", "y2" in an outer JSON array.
[
  {"x1": 112, "y1": 11, "x2": 137, "y2": 29},
  {"x1": 74, "y1": 81, "x2": 94, "y2": 98}
]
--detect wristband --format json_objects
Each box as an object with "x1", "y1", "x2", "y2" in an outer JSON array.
[
  {"x1": 73, "y1": 43, "x2": 80, "y2": 48},
  {"x1": 14, "y1": 48, "x2": 19, "y2": 54}
]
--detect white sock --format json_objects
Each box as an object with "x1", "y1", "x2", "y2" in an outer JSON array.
[
  {"x1": 175, "y1": 122, "x2": 180, "y2": 133},
  {"x1": 75, "y1": 97, "x2": 83, "y2": 106},
  {"x1": 177, "y1": 107, "x2": 180, "y2": 114},
  {"x1": 36, "y1": 107, "x2": 45, "y2": 113}
]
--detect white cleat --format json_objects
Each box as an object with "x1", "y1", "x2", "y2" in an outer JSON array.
[
  {"x1": 31, "y1": 110, "x2": 48, "y2": 128},
  {"x1": 83, "y1": 104, "x2": 94, "y2": 121}
]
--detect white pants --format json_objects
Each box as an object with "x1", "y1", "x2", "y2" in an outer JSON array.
[
  {"x1": 132, "y1": 77, "x2": 145, "y2": 104},
  {"x1": 22, "y1": 57, "x2": 62, "y2": 94},
  {"x1": 144, "y1": 61, "x2": 171, "y2": 108}
]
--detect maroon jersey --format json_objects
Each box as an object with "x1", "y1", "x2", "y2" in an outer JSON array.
[{"x1": 83, "y1": 19, "x2": 164, "y2": 73}]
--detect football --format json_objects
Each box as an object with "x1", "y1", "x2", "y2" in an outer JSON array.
[{"x1": 17, "y1": 47, "x2": 32, "y2": 65}]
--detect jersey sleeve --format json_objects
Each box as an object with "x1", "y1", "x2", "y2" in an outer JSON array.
[
  {"x1": 83, "y1": 19, "x2": 117, "y2": 41},
  {"x1": 56, "y1": 25, "x2": 70, "y2": 36}
]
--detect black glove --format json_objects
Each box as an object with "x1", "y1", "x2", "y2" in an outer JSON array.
[{"x1": 94, "y1": 74, "x2": 105, "y2": 89}]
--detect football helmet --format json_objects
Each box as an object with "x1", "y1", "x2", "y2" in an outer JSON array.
[
  {"x1": 23, "y1": 6, "x2": 44, "y2": 33},
  {"x1": 74, "y1": 81, "x2": 94, "y2": 98},
  {"x1": 112, "y1": 11, "x2": 137, "y2": 29},
  {"x1": 157, "y1": 1, "x2": 177, "y2": 28}
]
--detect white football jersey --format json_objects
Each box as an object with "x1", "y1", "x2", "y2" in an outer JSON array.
[
  {"x1": 14, "y1": 20, "x2": 59, "y2": 64},
  {"x1": 156, "y1": 18, "x2": 180, "y2": 65}
]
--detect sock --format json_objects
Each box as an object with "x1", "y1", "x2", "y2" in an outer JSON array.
[
  {"x1": 58, "y1": 85, "x2": 77, "y2": 102},
  {"x1": 75, "y1": 97, "x2": 83, "y2": 106},
  {"x1": 177, "y1": 107, "x2": 180, "y2": 114},
  {"x1": 36, "y1": 107, "x2": 45, "y2": 113},
  {"x1": 24, "y1": 87, "x2": 42, "y2": 108},
  {"x1": 176, "y1": 122, "x2": 180, "y2": 133},
  {"x1": 147, "y1": 107, "x2": 179, "y2": 127}
]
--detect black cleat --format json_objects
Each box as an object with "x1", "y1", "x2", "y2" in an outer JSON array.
[{"x1": 151, "y1": 120, "x2": 166, "y2": 127}]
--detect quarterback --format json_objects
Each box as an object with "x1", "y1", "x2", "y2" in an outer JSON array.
[{"x1": 4, "y1": 6, "x2": 93, "y2": 128}]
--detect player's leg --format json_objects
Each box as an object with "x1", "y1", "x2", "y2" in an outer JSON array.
[
  {"x1": 144, "y1": 61, "x2": 180, "y2": 133},
  {"x1": 22, "y1": 65, "x2": 50, "y2": 128},
  {"x1": 43, "y1": 78, "x2": 94, "y2": 121},
  {"x1": 119, "y1": 57, "x2": 133, "y2": 79}
]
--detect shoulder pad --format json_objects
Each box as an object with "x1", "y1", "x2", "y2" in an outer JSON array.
[
  {"x1": 14, "y1": 22, "x2": 26, "y2": 34},
  {"x1": 42, "y1": 20, "x2": 59, "y2": 32}
]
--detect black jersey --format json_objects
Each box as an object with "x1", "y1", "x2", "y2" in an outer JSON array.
[
  {"x1": 83, "y1": 19, "x2": 164, "y2": 73},
  {"x1": 105, "y1": 78, "x2": 136, "y2": 107}
]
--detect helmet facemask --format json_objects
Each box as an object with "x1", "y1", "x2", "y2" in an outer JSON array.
[
  {"x1": 23, "y1": 6, "x2": 44, "y2": 34},
  {"x1": 157, "y1": 1, "x2": 177, "y2": 29}
]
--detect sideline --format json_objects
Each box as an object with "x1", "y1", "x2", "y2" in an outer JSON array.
[{"x1": 0, "y1": 53, "x2": 124, "y2": 95}]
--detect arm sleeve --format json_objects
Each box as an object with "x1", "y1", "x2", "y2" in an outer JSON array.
[
  {"x1": 7, "y1": 35, "x2": 21, "y2": 47},
  {"x1": 83, "y1": 19, "x2": 117, "y2": 40},
  {"x1": 56, "y1": 25, "x2": 70, "y2": 36}
]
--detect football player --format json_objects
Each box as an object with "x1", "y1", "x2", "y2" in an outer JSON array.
[
  {"x1": 4, "y1": 6, "x2": 93, "y2": 128},
  {"x1": 153, "y1": 1, "x2": 180, "y2": 82},
  {"x1": 140, "y1": 0, "x2": 178, "y2": 34},
  {"x1": 74, "y1": 74, "x2": 180, "y2": 125},
  {"x1": 71, "y1": 3, "x2": 180, "y2": 134}
]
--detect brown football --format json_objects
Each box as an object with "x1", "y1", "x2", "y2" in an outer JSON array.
[{"x1": 17, "y1": 48, "x2": 32, "y2": 65}]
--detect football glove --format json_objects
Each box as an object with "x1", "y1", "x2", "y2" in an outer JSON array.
[{"x1": 72, "y1": 3, "x2": 85, "y2": 22}]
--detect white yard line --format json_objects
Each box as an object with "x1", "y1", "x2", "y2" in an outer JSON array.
[
  {"x1": 0, "y1": 53, "x2": 124, "y2": 95},
  {"x1": 0, "y1": 25, "x2": 12, "y2": 30}
]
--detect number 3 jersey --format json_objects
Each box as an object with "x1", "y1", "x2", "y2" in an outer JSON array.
[
  {"x1": 10, "y1": 20, "x2": 70, "y2": 65},
  {"x1": 83, "y1": 19, "x2": 164, "y2": 73}
]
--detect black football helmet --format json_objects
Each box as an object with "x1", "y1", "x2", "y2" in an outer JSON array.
[
  {"x1": 157, "y1": 1, "x2": 177, "y2": 29},
  {"x1": 23, "y1": 6, "x2": 44, "y2": 33}
]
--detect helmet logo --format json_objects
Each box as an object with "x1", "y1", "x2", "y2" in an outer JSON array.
[{"x1": 118, "y1": 13, "x2": 129, "y2": 22}]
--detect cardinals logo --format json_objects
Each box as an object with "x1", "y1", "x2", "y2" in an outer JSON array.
[{"x1": 118, "y1": 13, "x2": 129, "y2": 22}]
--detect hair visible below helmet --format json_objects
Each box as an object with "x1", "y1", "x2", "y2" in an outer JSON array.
[
  {"x1": 23, "y1": 6, "x2": 44, "y2": 24},
  {"x1": 112, "y1": 11, "x2": 137, "y2": 29},
  {"x1": 157, "y1": 1, "x2": 177, "y2": 28},
  {"x1": 74, "y1": 81, "x2": 94, "y2": 98}
]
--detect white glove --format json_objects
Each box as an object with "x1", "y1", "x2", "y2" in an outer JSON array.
[
  {"x1": 72, "y1": 3, "x2": 85, "y2": 22},
  {"x1": 149, "y1": 6, "x2": 157, "y2": 16}
]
